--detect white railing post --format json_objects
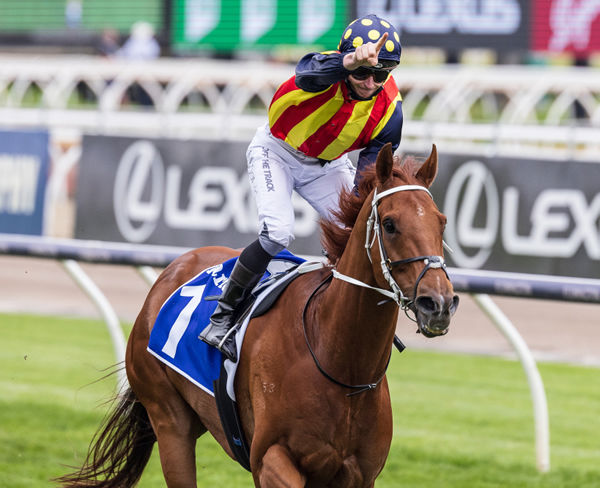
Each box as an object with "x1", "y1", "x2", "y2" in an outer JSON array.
[
  {"x1": 471, "y1": 293, "x2": 550, "y2": 473},
  {"x1": 137, "y1": 265, "x2": 160, "y2": 287},
  {"x1": 60, "y1": 259, "x2": 128, "y2": 390}
]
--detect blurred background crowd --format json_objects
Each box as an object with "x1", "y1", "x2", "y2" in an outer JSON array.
[{"x1": 0, "y1": 0, "x2": 598, "y2": 67}]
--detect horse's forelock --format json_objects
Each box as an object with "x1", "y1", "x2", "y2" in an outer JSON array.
[{"x1": 397, "y1": 155, "x2": 426, "y2": 183}]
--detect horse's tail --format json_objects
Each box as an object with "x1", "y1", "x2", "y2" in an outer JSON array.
[{"x1": 55, "y1": 387, "x2": 156, "y2": 488}]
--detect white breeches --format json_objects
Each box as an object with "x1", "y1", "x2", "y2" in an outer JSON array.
[{"x1": 247, "y1": 123, "x2": 355, "y2": 250}]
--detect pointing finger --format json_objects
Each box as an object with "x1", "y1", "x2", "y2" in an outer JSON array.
[{"x1": 375, "y1": 32, "x2": 389, "y2": 54}]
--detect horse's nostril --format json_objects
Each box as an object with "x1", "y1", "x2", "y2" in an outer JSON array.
[
  {"x1": 415, "y1": 296, "x2": 438, "y2": 315},
  {"x1": 451, "y1": 295, "x2": 460, "y2": 314},
  {"x1": 416, "y1": 295, "x2": 459, "y2": 316}
]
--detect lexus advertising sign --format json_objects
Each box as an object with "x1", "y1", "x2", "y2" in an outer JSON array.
[
  {"x1": 75, "y1": 135, "x2": 599, "y2": 278},
  {"x1": 432, "y1": 154, "x2": 599, "y2": 279},
  {"x1": 355, "y1": 0, "x2": 600, "y2": 55},
  {"x1": 74, "y1": 136, "x2": 322, "y2": 255},
  {"x1": 356, "y1": 0, "x2": 529, "y2": 52}
]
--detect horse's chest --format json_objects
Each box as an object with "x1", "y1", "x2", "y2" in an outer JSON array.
[
  {"x1": 297, "y1": 446, "x2": 375, "y2": 488},
  {"x1": 289, "y1": 430, "x2": 386, "y2": 487},
  {"x1": 281, "y1": 391, "x2": 391, "y2": 484}
]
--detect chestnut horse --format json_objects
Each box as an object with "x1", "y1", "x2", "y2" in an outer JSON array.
[{"x1": 58, "y1": 143, "x2": 458, "y2": 487}]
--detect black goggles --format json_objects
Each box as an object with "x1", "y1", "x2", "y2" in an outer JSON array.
[{"x1": 351, "y1": 66, "x2": 394, "y2": 83}]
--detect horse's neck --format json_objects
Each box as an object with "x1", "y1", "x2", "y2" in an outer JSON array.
[{"x1": 313, "y1": 208, "x2": 397, "y2": 383}]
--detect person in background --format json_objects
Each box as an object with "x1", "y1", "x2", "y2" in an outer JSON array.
[
  {"x1": 118, "y1": 21, "x2": 160, "y2": 60},
  {"x1": 199, "y1": 14, "x2": 404, "y2": 361},
  {"x1": 96, "y1": 28, "x2": 120, "y2": 58},
  {"x1": 117, "y1": 21, "x2": 160, "y2": 106},
  {"x1": 65, "y1": 0, "x2": 82, "y2": 29}
]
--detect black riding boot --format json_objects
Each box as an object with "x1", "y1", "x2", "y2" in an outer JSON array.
[{"x1": 198, "y1": 258, "x2": 265, "y2": 362}]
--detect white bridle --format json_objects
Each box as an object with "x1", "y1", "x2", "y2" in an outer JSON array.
[{"x1": 333, "y1": 184, "x2": 447, "y2": 309}]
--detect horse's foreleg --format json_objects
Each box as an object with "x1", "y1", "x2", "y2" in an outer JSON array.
[{"x1": 255, "y1": 444, "x2": 306, "y2": 488}]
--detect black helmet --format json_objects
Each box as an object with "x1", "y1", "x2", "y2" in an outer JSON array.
[{"x1": 338, "y1": 14, "x2": 401, "y2": 66}]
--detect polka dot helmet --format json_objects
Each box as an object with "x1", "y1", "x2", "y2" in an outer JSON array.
[{"x1": 338, "y1": 14, "x2": 401, "y2": 66}]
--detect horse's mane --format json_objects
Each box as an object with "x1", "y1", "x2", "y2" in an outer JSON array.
[{"x1": 320, "y1": 155, "x2": 425, "y2": 264}]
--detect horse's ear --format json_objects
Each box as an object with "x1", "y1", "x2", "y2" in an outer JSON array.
[
  {"x1": 415, "y1": 144, "x2": 438, "y2": 188},
  {"x1": 376, "y1": 143, "x2": 394, "y2": 185}
]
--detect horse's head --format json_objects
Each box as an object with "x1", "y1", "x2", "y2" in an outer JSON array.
[{"x1": 369, "y1": 143, "x2": 459, "y2": 337}]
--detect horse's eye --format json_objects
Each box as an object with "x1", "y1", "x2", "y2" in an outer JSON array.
[{"x1": 382, "y1": 218, "x2": 396, "y2": 234}]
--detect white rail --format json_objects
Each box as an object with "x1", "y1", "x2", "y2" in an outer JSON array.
[
  {"x1": 1, "y1": 55, "x2": 600, "y2": 159},
  {"x1": 60, "y1": 259, "x2": 128, "y2": 390},
  {"x1": 471, "y1": 294, "x2": 550, "y2": 473}
]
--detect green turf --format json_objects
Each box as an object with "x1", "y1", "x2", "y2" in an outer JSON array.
[{"x1": 1, "y1": 313, "x2": 599, "y2": 487}]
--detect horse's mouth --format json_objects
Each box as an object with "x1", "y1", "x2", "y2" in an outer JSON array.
[
  {"x1": 416, "y1": 317, "x2": 450, "y2": 338},
  {"x1": 414, "y1": 304, "x2": 451, "y2": 337},
  {"x1": 412, "y1": 294, "x2": 459, "y2": 337}
]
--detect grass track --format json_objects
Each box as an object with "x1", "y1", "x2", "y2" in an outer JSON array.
[{"x1": 1, "y1": 313, "x2": 599, "y2": 487}]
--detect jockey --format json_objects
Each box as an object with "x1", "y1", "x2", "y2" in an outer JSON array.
[{"x1": 199, "y1": 14, "x2": 403, "y2": 362}]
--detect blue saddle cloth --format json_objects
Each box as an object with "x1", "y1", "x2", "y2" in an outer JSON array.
[{"x1": 147, "y1": 250, "x2": 305, "y2": 396}]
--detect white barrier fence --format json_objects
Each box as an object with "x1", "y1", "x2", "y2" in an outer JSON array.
[
  {"x1": 2, "y1": 55, "x2": 600, "y2": 160},
  {"x1": 2, "y1": 233, "x2": 600, "y2": 472}
]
